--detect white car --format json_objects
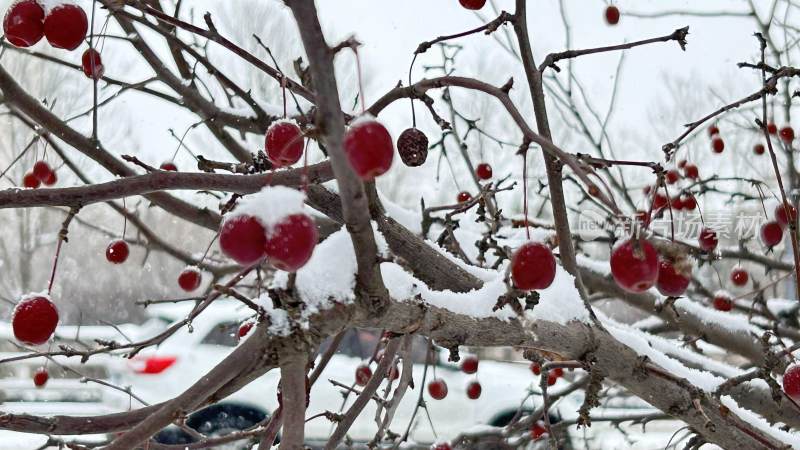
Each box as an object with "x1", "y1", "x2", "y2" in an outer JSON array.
[
  {"x1": 0, "y1": 322, "x2": 139, "y2": 447},
  {"x1": 125, "y1": 300, "x2": 554, "y2": 446}
]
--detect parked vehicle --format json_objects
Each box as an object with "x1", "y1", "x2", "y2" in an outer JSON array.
[
  {"x1": 0, "y1": 322, "x2": 139, "y2": 447},
  {"x1": 127, "y1": 300, "x2": 553, "y2": 446}
]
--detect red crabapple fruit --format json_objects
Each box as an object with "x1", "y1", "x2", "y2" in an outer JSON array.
[
  {"x1": 610, "y1": 239, "x2": 659, "y2": 293},
  {"x1": 265, "y1": 120, "x2": 304, "y2": 168},
  {"x1": 511, "y1": 242, "x2": 556, "y2": 291},
  {"x1": 43, "y1": 3, "x2": 88, "y2": 50},
  {"x1": 13, "y1": 295, "x2": 58, "y2": 345},
  {"x1": 3, "y1": 0, "x2": 44, "y2": 47}
]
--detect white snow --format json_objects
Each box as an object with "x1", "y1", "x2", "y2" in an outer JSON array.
[
  {"x1": 270, "y1": 222, "x2": 388, "y2": 318},
  {"x1": 380, "y1": 254, "x2": 588, "y2": 325},
  {"x1": 231, "y1": 185, "x2": 307, "y2": 234},
  {"x1": 267, "y1": 118, "x2": 301, "y2": 131},
  {"x1": 630, "y1": 315, "x2": 665, "y2": 331},
  {"x1": 38, "y1": 0, "x2": 89, "y2": 17},
  {"x1": 576, "y1": 254, "x2": 611, "y2": 276},
  {"x1": 273, "y1": 226, "x2": 358, "y2": 311},
  {"x1": 673, "y1": 297, "x2": 757, "y2": 334},
  {"x1": 602, "y1": 316, "x2": 776, "y2": 412},
  {"x1": 0, "y1": 432, "x2": 47, "y2": 450},
  {"x1": 349, "y1": 113, "x2": 378, "y2": 128},
  {"x1": 252, "y1": 294, "x2": 291, "y2": 337},
  {"x1": 713, "y1": 289, "x2": 732, "y2": 299},
  {"x1": 181, "y1": 265, "x2": 201, "y2": 274},
  {"x1": 721, "y1": 396, "x2": 800, "y2": 448},
  {"x1": 39, "y1": 0, "x2": 76, "y2": 16},
  {"x1": 381, "y1": 261, "x2": 515, "y2": 320},
  {"x1": 379, "y1": 191, "x2": 422, "y2": 234},
  {"x1": 526, "y1": 268, "x2": 590, "y2": 324},
  {"x1": 604, "y1": 319, "x2": 724, "y2": 391},
  {"x1": 767, "y1": 298, "x2": 797, "y2": 317},
  {"x1": 267, "y1": 308, "x2": 291, "y2": 336},
  {"x1": 633, "y1": 326, "x2": 743, "y2": 378}
]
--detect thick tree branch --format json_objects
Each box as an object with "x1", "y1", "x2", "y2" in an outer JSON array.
[
  {"x1": 0, "y1": 162, "x2": 332, "y2": 209},
  {"x1": 287, "y1": 0, "x2": 390, "y2": 316},
  {"x1": 278, "y1": 351, "x2": 308, "y2": 450}
]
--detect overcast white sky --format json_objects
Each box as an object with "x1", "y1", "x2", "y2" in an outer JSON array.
[
  {"x1": 316, "y1": 0, "x2": 782, "y2": 207},
  {"x1": 2, "y1": 0, "x2": 790, "y2": 211}
]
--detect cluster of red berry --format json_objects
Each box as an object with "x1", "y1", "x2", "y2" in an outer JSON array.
[
  {"x1": 220, "y1": 211, "x2": 318, "y2": 272},
  {"x1": 612, "y1": 213, "x2": 789, "y2": 311},
  {"x1": 22, "y1": 160, "x2": 57, "y2": 189},
  {"x1": 709, "y1": 124, "x2": 725, "y2": 154},
  {"x1": 611, "y1": 238, "x2": 685, "y2": 296},
  {"x1": 641, "y1": 165, "x2": 698, "y2": 221},
  {"x1": 712, "y1": 122, "x2": 794, "y2": 156},
  {"x1": 3, "y1": 1, "x2": 103, "y2": 79},
  {"x1": 265, "y1": 114, "x2": 395, "y2": 181},
  {"x1": 354, "y1": 348, "x2": 403, "y2": 388},
  {"x1": 220, "y1": 113, "x2": 400, "y2": 272},
  {"x1": 428, "y1": 355, "x2": 481, "y2": 402},
  {"x1": 454, "y1": 163, "x2": 493, "y2": 204},
  {"x1": 761, "y1": 202, "x2": 795, "y2": 248},
  {"x1": 529, "y1": 361, "x2": 566, "y2": 386}
]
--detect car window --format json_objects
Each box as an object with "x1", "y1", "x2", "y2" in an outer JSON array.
[
  {"x1": 318, "y1": 329, "x2": 436, "y2": 364},
  {"x1": 324, "y1": 329, "x2": 378, "y2": 359},
  {"x1": 200, "y1": 321, "x2": 239, "y2": 347}
]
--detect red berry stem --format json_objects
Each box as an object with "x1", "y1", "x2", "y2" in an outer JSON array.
[
  {"x1": 522, "y1": 150, "x2": 530, "y2": 239},
  {"x1": 169, "y1": 124, "x2": 194, "y2": 162},
  {"x1": 301, "y1": 139, "x2": 310, "y2": 193},
  {"x1": 353, "y1": 47, "x2": 366, "y2": 114},
  {"x1": 48, "y1": 207, "x2": 79, "y2": 295},
  {"x1": 198, "y1": 231, "x2": 220, "y2": 267},
  {"x1": 0, "y1": 135, "x2": 38, "y2": 182},
  {"x1": 752, "y1": 183, "x2": 770, "y2": 220},
  {"x1": 661, "y1": 180, "x2": 676, "y2": 242},
  {"x1": 122, "y1": 197, "x2": 128, "y2": 238},
  {"x1": 282, "y1": 78, "x2": 287, "y2": 118},
  {"x1": 96, "y1": 14, "x2": 111, "y2": 52},
  {"x1": 407, "y1": 53, "x2": 418, "y2": 127},
  {"x1": 47, "y1": 239, "x2": 64, "y2": 296},
  {"x1": 642, "y1": 179, "x2": 664, "y2": 233},
  {"x1": 89, "y1": 0, "x2": 99, "y2": 141},
  {"x1": 257, "y1": 36, "x2": 308, "y2": 118}
]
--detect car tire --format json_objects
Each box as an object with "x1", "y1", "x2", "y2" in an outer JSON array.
[
  {"x1": 154, "y1": 404, "x2": 268, "y2": 449},
  {"x1": 489, "y1": 410, "x2": 572, "y2": 449}
]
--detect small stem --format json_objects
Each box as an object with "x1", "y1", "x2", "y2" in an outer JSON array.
[
  {"x1": 48, "y1": 207, "x2": 79, "y2": 295},
  {"x1": 354, "y1": 48, "x2": 366, "y2": 114}
]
